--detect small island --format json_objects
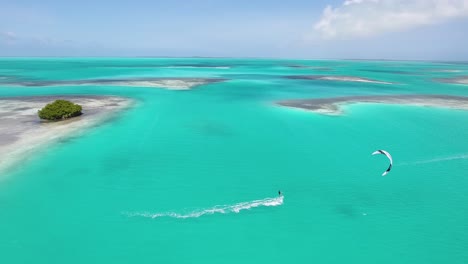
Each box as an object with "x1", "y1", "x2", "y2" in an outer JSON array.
[
  {"x1": 0, "y1": 95, "x2": 133, "y2": 173},
  {"x1": 38, "y1": 99, "x2": 83, "y2": 120}
]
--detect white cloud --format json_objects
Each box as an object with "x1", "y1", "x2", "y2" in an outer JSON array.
[
  {"x1": 0, "y1": 31, "x2": 18, "y2": 44},
  {"x1": 314, "y1": 0, "x2": 468, "y2": 39}
]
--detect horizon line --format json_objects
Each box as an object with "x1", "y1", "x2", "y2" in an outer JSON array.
[{"x1": 0, "y1": 56, "x2": 467, "y2": 63}]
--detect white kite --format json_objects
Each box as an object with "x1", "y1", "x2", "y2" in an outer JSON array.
[{"x1": 372, "y1": 150, "x2": 393, "y2": 176}]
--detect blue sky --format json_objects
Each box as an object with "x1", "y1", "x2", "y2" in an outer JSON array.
[{"x1": 1, "y1": 0, "x2": 468, "y2": 60}]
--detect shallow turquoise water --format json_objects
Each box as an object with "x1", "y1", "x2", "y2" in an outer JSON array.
[{"x1": 0, "y1": 58, "x2": 468, "y2": 263}]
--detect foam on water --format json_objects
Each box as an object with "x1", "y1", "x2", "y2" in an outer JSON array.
[{"x1": 126, "y1": 196, "x2": 284, "y2": 219}]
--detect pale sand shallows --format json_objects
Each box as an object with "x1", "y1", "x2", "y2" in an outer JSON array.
[
  {"x1": 0, "y1": 78, "x2": 226, "y2": 90},
  {"x1": 436, "y1": 76, "x2": 468, "y2": 85},
  {"x1": 277, "y1": 95, "x2": 468, "y2": 115},
  {"x1": 0, "y1": 96, "x2": 133, "y2": 174},
  {"x1": 285, "y1": 75, "x2": 393, "y2": 85}
]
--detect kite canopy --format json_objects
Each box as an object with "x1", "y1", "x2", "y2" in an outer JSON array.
[{"x1": 372, "y1": 150, "x2": 393, "y2": 176}]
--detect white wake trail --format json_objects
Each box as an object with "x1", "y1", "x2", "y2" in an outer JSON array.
[
  {"x1": 126, "y1": 196, "x2": 283, "y2": 219},
  {"x1": 400, "y1": 153, "x2": 468, "y2": 166}
]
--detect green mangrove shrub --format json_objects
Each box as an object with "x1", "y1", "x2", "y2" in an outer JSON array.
[{"x1": 38, "y1": 99, "x2": 82, "y2": 120}]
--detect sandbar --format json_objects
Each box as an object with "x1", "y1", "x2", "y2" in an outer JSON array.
[
  {"x1": 436, "y1": 76, "x2": 468, "y2": 85},
  {"x1": 286, "y1": 65, "x2": 332, "y2": 71},
  {"x1": 0, "y1": 77, "x2": 226, "y2": 90},
  {"x1": 285, "y1": 75, "x2": 392, "y2": 84},
  {"x1": 277, "y1": 94, "x2": 468, "y2": 115}
]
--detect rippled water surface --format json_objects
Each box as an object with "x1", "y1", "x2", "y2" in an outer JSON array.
[{"x1": 1, "y1": 58, "x2": 468, "y2": 264}]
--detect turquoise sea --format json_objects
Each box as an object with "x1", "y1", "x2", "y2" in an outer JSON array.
[{"x1": 0, "y1": 58, "x2": 468, "y2": 263}]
